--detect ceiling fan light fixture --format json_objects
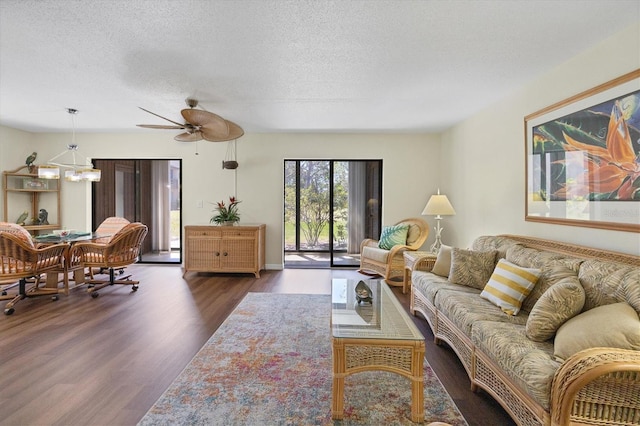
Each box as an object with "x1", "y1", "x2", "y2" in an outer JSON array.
[{"x1": 138, "y1": 98, "x2": 244, "y2": 143}]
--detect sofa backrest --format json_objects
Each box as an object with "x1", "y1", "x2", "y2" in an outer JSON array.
[
  {"x1": 471, "y1": 235, "x2": 519, "y2": 260},
  {"x1": 471, "y1": 235, "x2": 640, "y2": 315}
]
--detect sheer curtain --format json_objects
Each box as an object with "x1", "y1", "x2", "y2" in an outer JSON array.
[
  {"x1": 151, "y1": 160, "x2": 171, "y2": 252},
  {"x1": 348, "y1": 161, "x2": 367, "y2": 254}
]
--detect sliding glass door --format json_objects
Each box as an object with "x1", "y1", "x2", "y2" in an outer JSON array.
[
  {"x1": 284, "y1": 159, "x2": 382, "y2": 268},
  {"x1": 92, "y1": 159, "x2": 182, "y2": 264}
]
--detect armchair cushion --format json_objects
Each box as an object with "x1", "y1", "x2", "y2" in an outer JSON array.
[
  {"x1": 377, "y1": 224, "x2": 409, "y2": 250},
  {"x1": 361, "y1": 246, "x2": 390, "y2": 263}
]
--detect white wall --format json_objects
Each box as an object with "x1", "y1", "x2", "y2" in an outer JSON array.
[
  {"x1": 21, "y1": 131, "x2": 440, "y2": 269},
  {"x1": 0, "y1": 126, "x2": 36, "y2": 223},
  {"x1": 441, "y1": 22, "x2": 640, "y2": 255},
  {"x1": 3, "y1": 22, "x2": 638, "y2": 262}
]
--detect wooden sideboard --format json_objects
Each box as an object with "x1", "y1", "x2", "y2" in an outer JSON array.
[{"x1": 183, "y1": 224, "x2": 265, "y2": 278}]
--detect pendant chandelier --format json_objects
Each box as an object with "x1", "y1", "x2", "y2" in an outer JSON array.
[{"x1": 38, "y1": 109, "x2": 101, "y2": 182}]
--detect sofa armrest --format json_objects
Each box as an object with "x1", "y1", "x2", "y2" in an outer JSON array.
[{"x1": 550, "y1": 347, "x2": 640, "y2": 426}]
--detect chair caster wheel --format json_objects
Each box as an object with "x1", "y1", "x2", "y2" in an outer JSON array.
[
  {"x1": 52, "y1": 296, "x2": 58, "y2": 301},
  {"x1": 91, "y1": 292, "x2": 99, "y2": 298},
  {"x1": 1, "y1": 291, "x2": 6, "y2": 296},
  {"x1": 132, "y1": 285, "x2": 138, "y2": 292},
  {"x1": 4, "y1": 307, "x2": 14, "y2": 315}
]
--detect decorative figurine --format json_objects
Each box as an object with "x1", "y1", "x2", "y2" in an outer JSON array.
[
  {"x1": 15, "y1": 211, "x2": 28, "y2": 225},
  {"x1": 37, "y1": 209, "x2": 49, "y2": 225},
  {"x1": 25, "y1": 152, "x2": 37, "y2": 173},
  {"x1": 355, "y1": 280, "x2": 373, "y2": 304}
]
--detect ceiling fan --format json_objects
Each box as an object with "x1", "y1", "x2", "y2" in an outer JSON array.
[{"x1": 137, "y1": 98, "x2": 244, "y2": 142}]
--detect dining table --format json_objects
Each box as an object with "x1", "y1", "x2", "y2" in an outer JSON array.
[{"x1": 33, "y1": 231, "x2": 113, "y2": 292}]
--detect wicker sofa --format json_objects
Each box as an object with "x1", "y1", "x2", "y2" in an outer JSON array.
[{"x1": 410, "y1": 235, "x2": 640, "y2": 426}]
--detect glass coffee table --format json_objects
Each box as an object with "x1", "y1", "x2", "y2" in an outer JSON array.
[{"x1": 331, "y1": 278, "x2": 426, "y2": 422}]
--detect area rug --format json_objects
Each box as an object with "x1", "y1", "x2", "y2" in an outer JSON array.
[{"x1": 138, "y1": 293, "x2": 467, "y2": 425}]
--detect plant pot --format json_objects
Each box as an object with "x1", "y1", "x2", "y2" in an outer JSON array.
[{"x1": 223, "y1": 221, "x2": 237, "y2": 226}]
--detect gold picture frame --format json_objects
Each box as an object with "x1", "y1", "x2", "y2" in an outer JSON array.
[{"x1": 525, "y1": 69, "x2": 640, "y2": 233}]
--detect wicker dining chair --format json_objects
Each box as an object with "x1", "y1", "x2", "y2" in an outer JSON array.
[
  {"x1": 94, "y1": 216, "x2": 130, "y2": 243},
  {"x1": 0, "y1": 231, "x2": 68, "y2": 315},
  {"x1": 70, "y1": 222, "x2": 148, "y2": 298}
]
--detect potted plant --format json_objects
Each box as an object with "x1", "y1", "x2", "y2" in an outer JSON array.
[{"x1": 210, "y1": 196, "x2": 241, "y2": 225}]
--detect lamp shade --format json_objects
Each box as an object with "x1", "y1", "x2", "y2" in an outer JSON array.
[
  {"x1": 80, "y1": 168, "x2": 101, "y2": 182},
  {"x1": 38, "y1": 165, "x2": 60, "y2": 179},
  {"x1": 422, "y1": 194, "x2": 456, "y2": 216}
]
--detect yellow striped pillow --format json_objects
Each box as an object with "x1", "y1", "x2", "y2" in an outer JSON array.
[{"x1": 480, "y1": 259, "x2": 541, "y2": 316}]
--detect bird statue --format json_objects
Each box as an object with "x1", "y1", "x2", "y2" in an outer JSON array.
[
  {"x1": 25, "y1": 152, "x2": 37, "y2": 172},
  {"x1": 15, "y1": 211, "x2": 28, "y2": 225},
  {"x1": 37, "y1": 209, "x2": 49, "y2": 225}
]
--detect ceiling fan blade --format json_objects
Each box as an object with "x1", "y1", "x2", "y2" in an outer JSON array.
[
  {"x1": 174, "y1": 131, "x2": 202, "y2": 142},
  {"x1": 226, "y1": 120, "x2": 244, "y2": 139},
  {"x1": 201, "y1": 120, "x2": 244, "y2": 142},
  {"x1": 182, "y1": 109, "x2": 229, "y2": 138},
  {"x1": 139, "y1": 107, "x2": 187, "y2": 127},
  {"x1": 137, "y1": 124, "x2": 186, "y2": 129}
]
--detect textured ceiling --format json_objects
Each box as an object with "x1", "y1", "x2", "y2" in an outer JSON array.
[{"x1": 0, "y1": 0, "x2": 638, "y2": 134}]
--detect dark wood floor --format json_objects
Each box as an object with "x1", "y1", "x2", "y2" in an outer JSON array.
[{"x1": 0, "y1": 265, "x2": 515, "y2": 426}]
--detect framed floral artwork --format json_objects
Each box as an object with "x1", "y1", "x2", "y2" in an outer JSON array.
[{"x1": 525, "y1": 69, "x2": 640, "y2": 232}]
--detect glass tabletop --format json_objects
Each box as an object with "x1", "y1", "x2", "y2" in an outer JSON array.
[
  {"x1": 34, "y1": 232, "x2": 111, "y2": 243},
  {"x1": 331, "y1": 278, "x2": 424, "y2": 340}
]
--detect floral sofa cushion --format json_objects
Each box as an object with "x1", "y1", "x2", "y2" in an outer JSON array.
[
  {"x1": 505, "y1": 245, "x2": 582, "y2": 313},
  {"x1": 471, "y1": 235, "x2": 520, "y2": 259},
  {"x1": 435, "y1": 289, "x2": 528, "y2": 336},
  {"x1": 472, "y1": 320, "x2": 561, "y2": 410},
  {"x1": 525, "y1": 275, "x2": 585, "y2": 342},
  {"x1": 579, "y1": 260, "x2": 640, "y2": 311},
  {"x1": 448, "y1": 248, "x2": 498, "y2": 289},
  {"x1": 412, "y1": 270, "x2": 479, "y2": 304},
  {"x1": 615, "y1": 269, "x2": 640, "y2": 313}
]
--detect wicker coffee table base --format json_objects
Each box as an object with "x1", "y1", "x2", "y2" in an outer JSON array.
[{"x1": 332, "y1": 337, "x2": 426, "y2": 422}]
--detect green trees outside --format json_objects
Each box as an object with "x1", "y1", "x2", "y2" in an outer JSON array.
[{"x1": 284, "y1": 160, "x2": 348, "y2": 250}]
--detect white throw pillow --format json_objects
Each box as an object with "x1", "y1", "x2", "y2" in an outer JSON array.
[
  {"x1": 554, "y1": 302, "x2": 640, "y2": 361},
  {"x1": 431, "y1": 245, "x2": 452, "y2": 277}
]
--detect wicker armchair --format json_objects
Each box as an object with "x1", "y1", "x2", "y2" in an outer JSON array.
[
  {"x1": 0, "y1": 231, "x2": 67, "y2": 315},
  {"x1": 71, "y1": 222, "x2": 148, "y2": 298},
  {"x1": 359, "y1": 217, "x2": 429, "y2": 282}
]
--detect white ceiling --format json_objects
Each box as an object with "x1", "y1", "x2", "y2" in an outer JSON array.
[{"x1": 1, "y1": 0, "x2": 638, "y2": 135}]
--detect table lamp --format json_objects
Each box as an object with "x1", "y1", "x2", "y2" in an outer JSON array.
[{"x1": 422, "y1": 189, "x2": 456, "y2": 254}]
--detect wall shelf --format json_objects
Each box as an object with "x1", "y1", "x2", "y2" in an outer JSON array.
[{"x1": 2, "y1": 165, "x2": 61, "y2": 233}]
